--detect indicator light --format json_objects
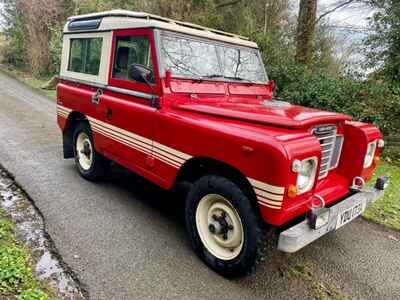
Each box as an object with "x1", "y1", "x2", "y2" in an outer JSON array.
[{"x1": 287, "y1": 185, "x2": 297, "y2": 198}]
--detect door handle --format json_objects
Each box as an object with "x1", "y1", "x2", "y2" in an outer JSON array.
[
  {"x1": 106, "y1": 108, "x2": 112, "y2": 120},
  {"x1": 91, "y1": 89, "x2": 103, "y2": 104}
]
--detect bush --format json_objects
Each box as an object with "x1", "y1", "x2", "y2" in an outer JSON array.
[
  {"x1": 253, "y1": 29, "x2": 400, "y2": 139},
  {"x1": 267, "y1": 60, "x2": 400, "y2": 137}
]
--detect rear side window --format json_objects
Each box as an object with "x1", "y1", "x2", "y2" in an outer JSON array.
[{"x1": 68, "y1": 38, "x2": 103, "y2": 75}]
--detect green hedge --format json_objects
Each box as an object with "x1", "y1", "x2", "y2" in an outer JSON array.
[{"x1": 268, "y1": 61, "x2": 400, "y2": 137}]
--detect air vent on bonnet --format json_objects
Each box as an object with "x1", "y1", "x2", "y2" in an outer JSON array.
[{"x1": 262, "y1": 100, "x2": 291, "y2": 108}]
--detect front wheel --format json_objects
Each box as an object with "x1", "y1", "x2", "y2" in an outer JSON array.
[
  {"x1": 185, "y1": 175, "x2": 268, "y2": 277},
  {"x1": 73, "y1": 122, "x2": 108, "y2": 181}
]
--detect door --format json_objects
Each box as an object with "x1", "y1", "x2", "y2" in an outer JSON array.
[{"x1": 96, "y1": 28, "x2": 161, "y2": 173}]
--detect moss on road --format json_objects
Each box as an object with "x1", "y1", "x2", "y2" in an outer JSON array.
[
  {"x1": 363, "y1": 162, "x2": 400, "y2": 231},
  {"x1": 0, "y1": 212, "x2": 50, "y2": 300},
  {"x1": 283, "y1": 262, "x2": 349, "y2": 300}
]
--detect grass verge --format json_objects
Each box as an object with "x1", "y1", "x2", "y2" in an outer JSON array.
[
  {"x1": 0, "y1": 65, "x2": 56, "y2": 99},
  {"x1": 363, "y1": 161, "x2": 400, "y2": 231},
  {"x1": 0, "y1": 210, "x2": 51, "y2": 300}
]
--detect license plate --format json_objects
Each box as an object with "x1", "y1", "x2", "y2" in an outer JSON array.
[{"x1": 336, "y1": 200, "x2": 366, "y2": 229}]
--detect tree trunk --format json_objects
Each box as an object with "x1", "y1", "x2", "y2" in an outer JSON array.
[{"x1": 296, "y1": 0, "x2": 317, "y2": 66}]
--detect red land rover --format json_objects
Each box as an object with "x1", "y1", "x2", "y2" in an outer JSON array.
[{"x1": 57, "y1": 10, "x2": 389, "y2": 276}]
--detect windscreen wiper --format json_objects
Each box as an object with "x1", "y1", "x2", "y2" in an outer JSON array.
[
  {"x1": 202, "y1": 74, "x2": 224, "y2": 79},
  {"x1": 223, "y1": 76, "x2": 253, "y2": 83},
  {"x1": 203, "y1": 74, "x2": 253, "y2": 83}
]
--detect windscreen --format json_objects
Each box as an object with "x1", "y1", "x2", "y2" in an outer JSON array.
[{"x1": 160, "y1": 32, "x2": 267, "y2": 83}]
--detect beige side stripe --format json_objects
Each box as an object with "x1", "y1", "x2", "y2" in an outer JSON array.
[
  {"x1": 257, "y1": 196, "x2": 282, "y2": 206},
  {"x1": 57, "y1": 112, "x2": 68, "y2": 118},
  {"x1": 254, "y1": 187, "x2": 283, "y2": 201},
  {"x1": 92, "y1": 124, "x2": 180, "y2": 168},
  {"x1": 87, "y1": 116, "x2": 187, "y2": 169},
  {"x1": 88, "y1": 117, "x2": 189, "y2": 166},
  {"x1": 248, "y1": 178, "x2": 285, "y2": 195},
  {"x1": 153, "y1": 142, "x2": 192, "y2": 161},
  {"x1": 91, "y1": 124, "x2": 152, "y2": 155},
  {"x1": 88, "y1": 117, "x2": 153, "y2": 147},
  {"x1": 57, "y1": 105, "x2": 72, "y2": 113},
  {"x1": 90, "y1": 120, "x2": 153, "y2": 151}
]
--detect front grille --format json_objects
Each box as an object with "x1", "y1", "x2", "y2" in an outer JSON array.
[{"x1": 312, "y1": 125, "x2": 338, "y2": 179}]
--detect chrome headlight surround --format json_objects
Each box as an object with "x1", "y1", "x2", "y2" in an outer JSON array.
[
  {"x1": 364, "y1": 140, "x2": 377, "y2": 168},
  {"x1": 292, "y1": 157, "x2": 318, "y2": 195}
]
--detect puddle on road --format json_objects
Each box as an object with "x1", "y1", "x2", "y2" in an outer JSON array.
[{"x1": 0, "y1": 168, "x2": 85, "y2": 299}]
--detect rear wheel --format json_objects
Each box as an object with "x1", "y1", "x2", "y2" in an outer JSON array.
[
  {"x1": 73, "y1": 122, "x2": 108, "y2": 181},
  {"x1": 185, "y1": 175, "x2": 268, "y2": 276}
]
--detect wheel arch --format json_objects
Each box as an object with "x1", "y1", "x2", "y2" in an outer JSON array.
[
  {"x1": 62, "y1": 111, "x2": 88, "y2": 159},
  {"x1": 175, "y1": 157, "x2": 259, "y2": 211}
]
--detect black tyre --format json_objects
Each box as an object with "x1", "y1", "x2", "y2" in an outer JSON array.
[
  {"x1": 185, "y1": 175, "x2": 267, "y2": 277},
  {"x1": 73, "y1": 122, "x2": 108, "y2": 181}
]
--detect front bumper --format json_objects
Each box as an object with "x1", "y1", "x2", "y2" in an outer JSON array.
[{"x1": 278, "y1": 183, "x2": 386, "y2": 253}]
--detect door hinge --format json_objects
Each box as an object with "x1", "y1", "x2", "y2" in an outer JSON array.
[{"x1": 151, "y1": 96, "x2": 160, "y2": 109}]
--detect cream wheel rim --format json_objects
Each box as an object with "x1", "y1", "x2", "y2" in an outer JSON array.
[
  {"x1": 195, "y1": 194, "x2": 244, "y2": 260},
  {"x1": 76, "y1": 132, "x2": 93, "y2": 171}
]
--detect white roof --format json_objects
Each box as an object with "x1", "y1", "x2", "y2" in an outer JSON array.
[{"x1": 64, "y1": 10, "x2": 258, "y2": 48}]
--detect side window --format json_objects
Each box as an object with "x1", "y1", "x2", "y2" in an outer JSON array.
[
  {"x1": 68, "y1": 38, "x2": 102, "y2": 75},
  {"x1": 112, "y1": 36, "x2": 154, "y2": 83}
]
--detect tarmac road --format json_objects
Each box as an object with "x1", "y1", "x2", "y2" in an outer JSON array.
[{"x1": 0, "y1": 70, "x2": 399, "y2": 299}]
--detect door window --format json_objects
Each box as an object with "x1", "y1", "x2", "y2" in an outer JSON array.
[{"x1": 112, "y1": 36, "x2": 154, "y2": 83}]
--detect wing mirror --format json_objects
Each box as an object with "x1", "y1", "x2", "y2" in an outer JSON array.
[
  {"x1": 128, "y1": 63, "x2": 160, "y2": 109},
  {"x1": 128, "y1": 63, "x2": 153, "y2": 85}
]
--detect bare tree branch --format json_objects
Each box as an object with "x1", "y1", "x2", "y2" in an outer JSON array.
[{"x1": 316, "y1": 0, "x2": 356, "y2": 24}]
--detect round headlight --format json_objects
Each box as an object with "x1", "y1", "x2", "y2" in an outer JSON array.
[{"x1": 296, "y1": 158, "x2": 318, "y2": 194}]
